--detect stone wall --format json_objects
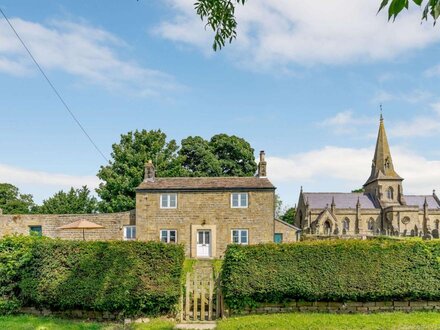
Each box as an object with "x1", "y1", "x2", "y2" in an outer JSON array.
[
  {"x1": 234, "y1": 300, "x2": 440, "y2": 315},
  {"x1": 136, "y1": 190, "x2": 277, "y2": 258},
  {"x1": 0, "y1": 211, "x2": 135, "y2": 241},
  {"x1": 274, "y1": 219, "x2": 298, "y2": 242}
]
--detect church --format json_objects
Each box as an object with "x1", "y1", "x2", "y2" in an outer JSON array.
[{"x1": 295, "y1": 116, "x2": 440, "y2": 238}]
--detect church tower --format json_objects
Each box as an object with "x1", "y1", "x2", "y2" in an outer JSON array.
[{"x1": 363, "y1": 115, "x2": 405, "y2": 207}]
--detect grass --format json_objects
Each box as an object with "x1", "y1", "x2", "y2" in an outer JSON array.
[
  {"x1": 0, "y1": 315, "x2": 175, "y2": 330},
  {"x1": 4, "y1": 312, "x2": 440, "y2": 330},
  {"x1": 216, "y1": 312, "x2": 440, "y2": 330}
]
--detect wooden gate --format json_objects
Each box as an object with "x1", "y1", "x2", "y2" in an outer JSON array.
[{"x1": 180, "y1": 266, "x2": 224, "y2": 321}]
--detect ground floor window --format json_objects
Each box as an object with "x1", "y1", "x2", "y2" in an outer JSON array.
[
  {"x1": 161, "y1": 229, "x2": 177, "y2": 243},
  {"x1": 29, "y1": 225, "x2": 42, "y2": 236},
  {"x1": 232, "y1": 229, "x2": 248, "y2": 244},
  {"x1": 123, "y1": 226, "x2": 136, "y2": 240},
  {"x1": 274, "y1": 233, "x2": 283, "y2": 243}
]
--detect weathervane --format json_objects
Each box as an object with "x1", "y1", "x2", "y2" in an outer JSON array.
[{"x1": 380, "y1": 104, "x2": 383, "y2": 120}]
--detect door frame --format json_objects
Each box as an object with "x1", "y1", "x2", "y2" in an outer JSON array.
[
  {"x1": 196, "y1": 229, "x2": 211, "y2": 258},
  {"x1": 191, "y1": 224, "x2": 217, "y2": 258}
]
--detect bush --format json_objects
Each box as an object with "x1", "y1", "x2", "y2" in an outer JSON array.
[
  {"x1": 0, "y1": 235, "x2": 37, "y2": 314},
  {"x1": 221, "y1": 240, "x2": 440, "y2": 310},
  {"x1": 0, "y1": 236, "x2": 184, "y2": 316}
]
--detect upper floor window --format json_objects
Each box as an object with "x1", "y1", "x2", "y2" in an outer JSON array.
[
  {"x1": 161, "y1": 229, "x2": 177, "y2": 243},
  {"x1": 232, "y1": 229, "x2": 248, "y2": 244},
  {"x1": 29, "y1": 225, "x2": 42, "y2": 236},
  {"x1": 387, "y1": 187, "x2": 393, "y2": 200},
  {"x1": 123, "y1": 226, "x2": 136, "y2": 240},
  {"x1": 231, "y1": 193, "x2": 248, "y2": 208},
  {"x1": 436, "y1": 219, "x2": 440, "y2": 230},
  {"x1": 160, "y1": 194, "x2": 177, "y2": 209}
]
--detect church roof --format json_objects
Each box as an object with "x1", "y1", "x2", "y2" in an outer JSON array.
[
  {"x1": 136, "y1": 177, "x2": 275, "y2": 191},
  {"x1": 303, "y1": 192, "x2": 378, "y2": 209},
  {"x1": 364, "y1": 115, "x2": 402, "y2": 186},
  {"x1": 404, "y1": 195, "x2": 440, "y2": 209}
]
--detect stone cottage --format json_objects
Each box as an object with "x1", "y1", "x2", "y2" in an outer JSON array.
[
  {"x1": 295, "y1": 116, "x2": 440, "y2": 238},
  {"x1": 0, "y1": 151, "x2": 299, "y2": 258}
]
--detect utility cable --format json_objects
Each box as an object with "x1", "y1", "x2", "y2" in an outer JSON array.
[{"x1": 0, "y1": 8, "x2": 109, "y2": 163}]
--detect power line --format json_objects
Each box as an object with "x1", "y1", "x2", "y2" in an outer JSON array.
[{"x1": 0, "y1": 8, "x2": 109, "y2": 163}]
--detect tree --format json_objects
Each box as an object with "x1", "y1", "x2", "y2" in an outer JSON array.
[
  {"x1": 179, "y1": 134, "x2": 257, "y2": 177},
  {"x1": 195, "y1": 0, "x2": 247, "y2": 50},
  {"x1": 194, "y1": 0, "x2": 439, "y2": 51},
  {"x1": 378, "y1": 0, "x2": 440, "y2": 23},
  {"x1": 352, "y1": 188, "x2": 365, "y2": 193},
  {"x1": 179, "y1": 136, "x2": 222, "y2": 176},
  {"x1": 0, "y1": 183, "x2": 35, "y2": 214},
  {"x1": 280, "y1": 207, "x2": 296, "y2": 225},
  {"x1": 97, "y1": 129, "x2": 185, "y2": 213},
  {"x1": 209, "y1": 134, "x2": 257, "y2": 176},
  {"x1": 35, "y1": 186, "x2": 98, "y2": 214}
]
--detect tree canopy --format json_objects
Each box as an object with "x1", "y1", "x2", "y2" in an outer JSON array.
[
  {"x1": 97, "y1": 130, "x2": 257, "y2": 212},
  {"x1": 35, "y1": 186, "x2": 98, "y2": 214},
  {"x1": 97, "y1": 129, "x2": 185, "y2": 213},
  {"x1": 0, "y1": 183, "x2": 35, "y2": 214}
]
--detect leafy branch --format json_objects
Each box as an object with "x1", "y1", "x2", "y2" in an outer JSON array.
[
  {"x1": 194, "y1": 0, "x2": 247, "y2": 51},
  {"x1": 378, "y1": 0, "x2": 440, "y2": 23}
]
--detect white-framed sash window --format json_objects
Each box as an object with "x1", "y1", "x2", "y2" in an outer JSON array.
[
  {"x1": 123, "y1": 226, "x2": 136, "y2": 240},
  {"x1": 161, "y1": 229, "x2": 177, "y2": 243},
  {"x1": 231, "y1": 193, "x2": 248, "y2": 208},
  {"x1": 231, "y1": 229, "x2": 248, "y2": 244},
  {"x1": 160, "y1": 193, "x2": 177, "y2": 209}
]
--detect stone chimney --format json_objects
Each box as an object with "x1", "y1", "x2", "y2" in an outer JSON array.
[
  {"x1": 144, "y1": 160, "x2": 155, "y2": 182},
  {"x1": 257, "y1": 150, "x2": 267, "y2": 178}
]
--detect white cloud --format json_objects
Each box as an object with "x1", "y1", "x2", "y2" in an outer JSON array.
[
  {"x1": 318, "y1": 111, "x2": 374, "y2": 134},
  {"x1": 371, "y1": 89, "x2": 432, "y2": 105},
  {"x1": 0, "y1": 163, "x2": 100, "y2": 203},
  {"x1": 0, "y1": 18, "x2": 178, "y2": 96},
  {"x1": 156, "y1": 0, "x2": 440, "y2": 69},
  {"x1": 267, "y1": 145, "x2": 440, "y2": 206},
  {"x1": 389, "y1": 102, "x2": 440, "y2": 137}
]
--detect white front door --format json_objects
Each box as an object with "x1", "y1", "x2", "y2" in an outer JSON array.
[{"x1": 197, "y1": 230, "x2": 211, "y2": 258}]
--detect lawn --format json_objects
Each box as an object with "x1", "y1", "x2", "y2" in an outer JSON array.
[
  {"x1": 3, "y1": 312, "x2": 440, "y2": 330},
  {"x1": 0, "y1": 315, "x2": 175, "y2": 330},
  {"x1": 216, "y1": 312, "x2": 440, "y2": 330}
]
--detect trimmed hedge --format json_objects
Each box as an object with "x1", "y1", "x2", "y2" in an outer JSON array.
[
  {"x1": 221, "y1": 240, "x2": 440, "y2": 310},
  {"x1": 0, "y1": 236, "x2": 184, "y2": 316}
]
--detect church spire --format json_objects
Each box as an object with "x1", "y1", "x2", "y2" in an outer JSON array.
[{"x1": 364, "y1": 115, "x2": 402, "y2": 186}]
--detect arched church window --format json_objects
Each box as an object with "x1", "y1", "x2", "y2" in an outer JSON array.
[
  {"x1": 402, "y1": 217, "x2": 410, "y2": 225},
  {"x1": 436, "y1": 219, "x2": 439, "y2": 230},
  {"x1": 385, "y1": 157, "x2": 390, "y2": 169},
  {"x1": 387, "y1": 187, "x2": 393, "y2": 200},
  {"x1": 324, "y1": 220, "x2": 332, "y2": 236},
  {"x1": 368, "y1": 218, "x2": 374, "y2": 231},
  {"x1": 343, "y1": 218, "x2": 349, "y2": 234}
]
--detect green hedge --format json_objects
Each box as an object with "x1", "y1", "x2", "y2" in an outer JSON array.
[
  {"x1": 221, "y1": 240, "x2": 440, "y2": 310},
  {"x1": 0, "y1": 236, "x2": 184, "y2": 316}
]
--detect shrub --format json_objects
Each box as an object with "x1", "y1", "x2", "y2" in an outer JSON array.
[
  {"x1": 0, "y1": 236, "x2": 184, "y2": 316},
  {"x1": 221, "y1": 240, "x2": 440, "y2": 310},
  {"x1": 0, "y1": 235, "x2": 37, "y2": 314}
]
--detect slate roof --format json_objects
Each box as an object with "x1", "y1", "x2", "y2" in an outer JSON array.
[
  {"x1": 136, "y1": 177, "x2": 275, "y2": 191},
  {"x1": 404, "y1": 195, "x2": 440, "y2": 209},
  {"x1": 303, "y1": 192, "x2": 378, "y2": 209}
]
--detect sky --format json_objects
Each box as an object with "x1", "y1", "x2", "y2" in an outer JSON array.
[{"x1": 1, "y1": 1, "x2": 440, "y2": 209}]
